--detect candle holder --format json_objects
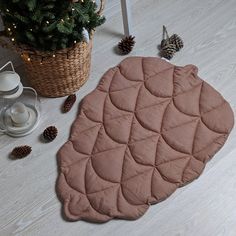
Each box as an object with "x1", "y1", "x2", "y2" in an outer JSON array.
[{"x1": 0, "y1": 61, "x2": 41, "y2": 137}]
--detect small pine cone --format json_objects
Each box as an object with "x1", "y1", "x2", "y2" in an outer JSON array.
[
  {"x1": 63, "y1": 94, "x2": 76, "y2": 113},
  {"x1": 11, "y1": 145, "x2": 32, "y2": 159},
  {"x1": 161, "y1": 43, "x2": 177, "y2": 60},
  {"x1": 169, "y1": 34, "x2": 184, "y2": 51},
  {"x1": 43, "y1": 126, "x2": 58, "y2": 142},
  {"x1": 118, "y1": 35, "x2": 135, "y2": 54}
]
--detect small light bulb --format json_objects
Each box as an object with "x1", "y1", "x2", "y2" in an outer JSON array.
[
  {"x1": 61, "y1": 19, "x2": 64, "y2": 22},
  {"x1": 46, "y1": 21, "x2": 49, "y2": 24},
  {"x1": 52, "y1": 54, "x2": 56, "y2": 58},
  {"x1": 74, "y1": 40, "x2": 77, "y2": 44},
  {"x1": 72, "y1": 8, "x2": 75, "y2": 11},
  {"x1": 6, "y1": 9, "x2": 9, "y2": 12},
  {"x1": 30, "y1": 29, "x2": 33, "y2": 31},
  {"x1": 27, "y1": 57, "x2": 31, "y2": 61},
  {"x1": 7, "y1": 28, "x2": 11, "y2": 31},
  {"x1": 14, "y1": 26, "x2": 17, "y2": 29},
  {"x1": 11, "y1": 38, "x2": 15, "y2": 42}
]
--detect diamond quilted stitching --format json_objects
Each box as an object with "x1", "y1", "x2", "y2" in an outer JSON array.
[
  {"x1": 155, "y1": 137, "x2": 189, "y2": 165},
  {"x1": 129, "y1": 116, "x2": 157, "y2": 143},
  {"x1": 135, "y1": 99, "x2": 170, "y2": 133},
  {"x1": 145, "y1": 68, "x2": 174, "y2": 97},
  {"x1": 129, "y1": 134, "x2": 160, "y2": 166},
  {"x1": 91, "y1": 146, "x2": 126, "y2": 182},
  {"x1": 109, "y1": 69, "x2": 140, "y2": 92},
  {"x1": 173, "y1": 83, "x2": 202, "y2": 116},
  {"x1": 162, "y1": 119, "x2": 199, "y2": 154},
  {"x1": 173, "y1": 65, "x2": 201, "y2": 95},
  {"x1": 57, "y1": 57, "x2": 234, "y2": 222},
  {"x1": 109, "y1": 83, "x2": 141, "y2": 112},
  {"x1": 161, "y1": 101, "x2": 197, "y2": 132},
  {"x1": 121, "y1": 148, "x2": 152, "y2": 181},
  {"x1": 199, "y1": 82, "x2": 224, "y2": 114},
  {"x1": 156, "y1": 156, "x2": 191, "y2": 183},
  {"x1": 151, "y1": 168, "x2": 177, "y2": 201}
]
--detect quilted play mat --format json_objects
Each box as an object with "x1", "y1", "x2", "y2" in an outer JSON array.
[{"x1": 57, "y1": 57, "x2": 234, "y2": 222}]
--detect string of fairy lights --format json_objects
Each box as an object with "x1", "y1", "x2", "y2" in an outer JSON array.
[{"x1": 2, "y1": 0, "x2": 97, "y2": 64}]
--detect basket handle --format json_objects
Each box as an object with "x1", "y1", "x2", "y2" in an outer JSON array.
[{"x1": 97, "y1": 0, "x2": 105, "y2": 16}]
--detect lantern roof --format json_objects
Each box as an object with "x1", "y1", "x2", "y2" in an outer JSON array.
[{"x1": 0, "y1": 71, "x2": 21, "y2": 92}]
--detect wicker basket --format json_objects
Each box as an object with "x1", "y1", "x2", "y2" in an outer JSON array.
[
  {"x1": 0, "y1": 0, "x2": 105, "y2": 98},
  {"x1": 20, "y1": 40, "x2": 93, "y2": 97}
]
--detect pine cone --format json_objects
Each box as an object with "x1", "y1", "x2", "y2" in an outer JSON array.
[
  {"x1": 169, "y1": 34, "x2": 184, "y2": 51},
  {"x1": 11, "y1": 145, "x2": 32, "y2": 159},
  {"x1": 161, "y1": 43, "x2": 177, "y2": 60},
  {"x1": 43, "y1": 126, "x2": 58, "y2": 142},
  {"x1": 63, "y1": 94, "x2": 76, "y2": 113},
  {"x1": 160, "y1": 39, "x2": 169, "y2": 49},
  {"x1": 118, "y1": 35, "x2": 135, "y2": 54}
]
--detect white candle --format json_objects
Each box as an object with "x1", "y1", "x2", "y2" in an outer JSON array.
[{"x1": 10, "y1": 102, "x2": 29, "y2": 126}]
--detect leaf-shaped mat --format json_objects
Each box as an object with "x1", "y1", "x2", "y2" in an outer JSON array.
[{"x1": 57, "y1": 57, "x2": 234, "y2": 222}]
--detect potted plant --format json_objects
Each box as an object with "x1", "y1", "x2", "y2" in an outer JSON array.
[{"x1": 0, "y1": 0, "x2": 105, "y2": 97}]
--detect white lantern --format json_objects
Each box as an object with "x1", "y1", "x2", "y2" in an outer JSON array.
[{"x1": 0, "y1": 61, "x2": 41, "y2": 137}]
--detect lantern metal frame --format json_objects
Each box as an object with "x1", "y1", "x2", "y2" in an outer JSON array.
[{"x1": 0, "y1": 61, "x2": 41, "y2": 137}]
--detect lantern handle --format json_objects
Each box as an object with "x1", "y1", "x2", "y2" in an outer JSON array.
[
  {"x1": 23, "y1": 87, "x2": 39, "y2": 107},
  {"x1": 0, "y1": 61, "x2": 15, "y2": 73}
]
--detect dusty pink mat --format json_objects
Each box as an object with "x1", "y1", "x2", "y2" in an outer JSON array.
[{"x1": 57, "y1": 57, "x2": 234, "y2": 222}]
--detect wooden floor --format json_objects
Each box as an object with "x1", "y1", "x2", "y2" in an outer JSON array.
[{"x1": 0, "y1": 0, "x2": 236, "y2": 235}]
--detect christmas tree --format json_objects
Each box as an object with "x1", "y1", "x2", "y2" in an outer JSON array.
[{"x1": 0, "y1": 0, "x2": 105, "y2": 51}]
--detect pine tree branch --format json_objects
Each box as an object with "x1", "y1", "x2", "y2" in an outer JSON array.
[{"x1": 0, "y1": 1, "x2": 105, "y2": 51}]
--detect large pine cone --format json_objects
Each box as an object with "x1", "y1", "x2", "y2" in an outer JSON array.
[
  {"x1": 169, "y1": 34, "x2": 184, "y2": 51},
  {"x1": 43, "y1": 126, "x2": 58, "y2": 142},
  {"x1": 161, "y1": 43, "x2": 177, "y2": 60},
  {"x1": 118, "y1": 36, "x2": 135, "y2": 54},
  {"x1": 11, "y1": 145, "x2": 32, "y2": 159}
]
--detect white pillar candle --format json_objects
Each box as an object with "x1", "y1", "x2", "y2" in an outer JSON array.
[{"x1": 10, "y1": 102, "x2": 29, "y2": 126}]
